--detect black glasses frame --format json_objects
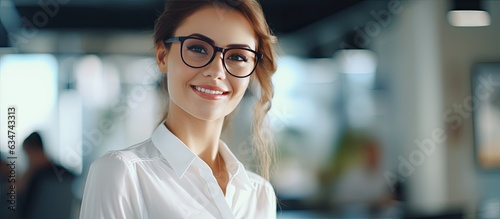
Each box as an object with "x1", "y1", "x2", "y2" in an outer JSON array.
[{"x1": 164, "y1": 36, "x2": 263, "y2": 78}]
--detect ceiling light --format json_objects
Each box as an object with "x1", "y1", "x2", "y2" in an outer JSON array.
[
  {"x1": 448, "y1": 0, "x2": 490, "y2": 27},
  {"x1": 448, "y1": 10, "x2": 490, "y2": 27}
]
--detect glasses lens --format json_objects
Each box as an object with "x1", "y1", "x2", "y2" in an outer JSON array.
[
  {"x1": 181, "y1": 37, "x2": 258, "y2": 77},
  {"x1": 182, "y1": 38, "x2": 214, "y2": 67},
  {"x1": 224, "y1": 49, "x2": 258, "y2": 77}
]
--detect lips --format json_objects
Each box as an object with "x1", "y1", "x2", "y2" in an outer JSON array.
[
  {"x1": 194, "y1": 86, "x2": 224, "y2": 95},
  {"x1": 191, "y1": 85, "x2": 229, "y2": 100}
]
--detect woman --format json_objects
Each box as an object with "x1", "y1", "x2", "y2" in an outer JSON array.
[{"x1": 79, "y1": 0, "x2": 278, "y2": 218}]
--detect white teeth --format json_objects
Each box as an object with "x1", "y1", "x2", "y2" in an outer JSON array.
[{"x1": 195, "y1": 86, "x2": 224, "y2": 95}]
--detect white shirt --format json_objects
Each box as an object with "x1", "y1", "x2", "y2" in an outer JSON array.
[{"x1": 79, "y1": 123, "x2": 276, "y2": 219}]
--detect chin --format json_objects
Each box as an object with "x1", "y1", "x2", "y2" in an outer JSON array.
[{"x1": 190, "y1": 110, "x2": 229, "y2": 122}]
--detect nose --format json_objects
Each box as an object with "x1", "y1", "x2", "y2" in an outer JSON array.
[{"x1": 202, "y1": 52, "x2": 226, "y2": 80}]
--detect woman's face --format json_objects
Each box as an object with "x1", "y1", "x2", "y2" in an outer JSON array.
[{"x1": 158, "y1": 6, "x2": 257, "y2": 122}]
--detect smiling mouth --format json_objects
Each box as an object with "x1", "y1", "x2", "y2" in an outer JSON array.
[{"x1": 191, "y1": 86, "x2": 230, "y2": 95}]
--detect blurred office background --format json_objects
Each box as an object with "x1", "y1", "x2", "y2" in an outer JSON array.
[{"x1": 1, "y1": 0, "x2": 500, "y2": 218}]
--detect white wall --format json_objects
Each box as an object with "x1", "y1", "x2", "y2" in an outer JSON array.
[
  {"x1": 373, "y1": 0, "x2": 500, "y2": 216},
  {"x1": 440, "y1": 0, "x2": 500, "y2": 212}
]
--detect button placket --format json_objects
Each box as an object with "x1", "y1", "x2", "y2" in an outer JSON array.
[{"x1": 196, "y1": 159, "x2": 235, "y2": 219}]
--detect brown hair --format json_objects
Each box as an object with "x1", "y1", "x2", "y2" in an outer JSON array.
[{"x1": 153, "y1": 0, "x2": 277, "y2": 179}]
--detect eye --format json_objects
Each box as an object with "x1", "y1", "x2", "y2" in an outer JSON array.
[
  {"x1": 227, "y1": 53, "x2": 248, "y2": 62},
  {"x1": 187, "y1": 45, "x2": 208, "y2": 54}
]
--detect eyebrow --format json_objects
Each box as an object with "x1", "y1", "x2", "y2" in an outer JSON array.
[{"x1": 188, "y1": 33, "x2": 253, "y2": 49}]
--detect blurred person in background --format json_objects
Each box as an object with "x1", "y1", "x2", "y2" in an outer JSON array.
[
  {"x1": 79, "y1": 0, "x2": 278, "y2": 218},
  {"x1": 18, "y1": 131, "x2": 76, "y2": 219}
]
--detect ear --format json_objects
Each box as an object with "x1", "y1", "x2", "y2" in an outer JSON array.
[{"x1": 156, "y1": 43, "x2": 169, "y2": 74}]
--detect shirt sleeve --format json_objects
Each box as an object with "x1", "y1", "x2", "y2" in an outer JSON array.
[
  {"x1": 263, "y1": 180, "x2": 277, "y2": 219},
  {"x1": 79, "y1": 152, "x2": 145, "y2": 219}
]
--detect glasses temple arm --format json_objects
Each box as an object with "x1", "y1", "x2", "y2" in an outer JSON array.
[{"x1": 165, "y1": 37, "x2": 181, "y2": 44}]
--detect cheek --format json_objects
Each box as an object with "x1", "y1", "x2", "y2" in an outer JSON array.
[
  {"x1": 166, "y1": 53, "x2": 196, "y2": 82},
  {"x1": 232, "y1": 79, "x2": 250, "y2": 97},
  {"x1": 166, "y1": 64, "x2": 191, "y2": 98}
]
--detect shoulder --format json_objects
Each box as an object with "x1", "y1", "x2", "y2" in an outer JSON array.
[
  {"x1": 88, "y1": 139, "x2": 160, "y2": 179},
  {"x1": 81, "y1": 143, "x2": 152, "y2": 218},
  {"x1": 246, "y1": 171, "x2": 273, "y2": 188},
  {"x1": 246, "y1": 171, "x2": 276, "y2": 199},
  {"x1": 82, "y1": 141, "x2": 154, "y2": 203},
  {"x1": 87, "y1": 151, "x2": 135, "y2": 184},
  {"x1": 245, "y1": 171, "x2": 277, "y2": 217},
  {"x1": 91, "y1": 139, "x2": 158, "y2": 168}
]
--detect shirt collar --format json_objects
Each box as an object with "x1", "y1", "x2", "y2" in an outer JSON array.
[
  {"x1": 151, "y1": 122, "x2": 197, "y2": 179},
  {"x1": 151, "y1": 122, "x2": 255, "y2": 189},
  {"x1": 219, "y1": 140, "x2": 255, "y2": 189}
]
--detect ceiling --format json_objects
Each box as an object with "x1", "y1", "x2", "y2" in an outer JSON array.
[
  {"x1": 9, "y1": 0, "x2": 364, "y2": 33},
  {"x1": 2, "y1": 0, "x2": 391, "y2": 56}
]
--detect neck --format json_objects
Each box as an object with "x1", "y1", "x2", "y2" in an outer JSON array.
[{"x1": 165, "y1": 103, "x2": 224, "y2": 166}]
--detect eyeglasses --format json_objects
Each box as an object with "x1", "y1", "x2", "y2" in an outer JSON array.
[{"x1": 164, "y1": 36, "x2": 263, "y2": 78}]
